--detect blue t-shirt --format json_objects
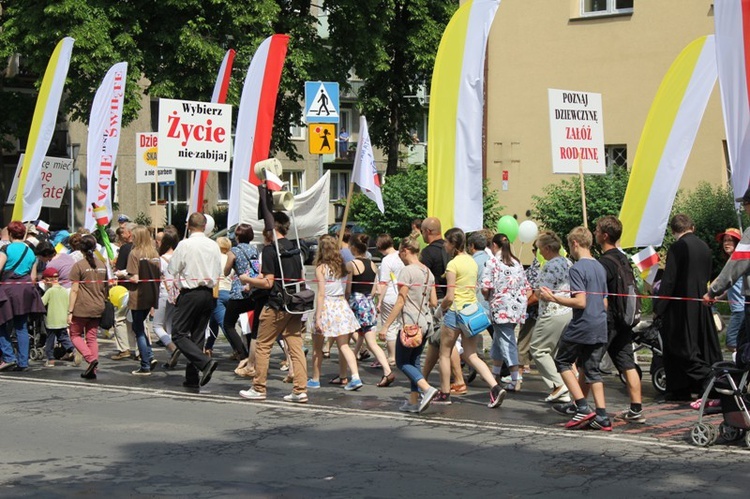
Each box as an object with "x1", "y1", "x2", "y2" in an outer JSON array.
[
  {"x1": 3, "y1": 241, "x2": 35, "y2": 276},
  {"x1": 562, "y1": 258, "x2": 608, "y2": 345},
  {"x1": 229, "y1": 243, "x2": 259, "y2": 300},
  {"x1": 728, "y1": 279, "x2": 744, "y2": 313}
]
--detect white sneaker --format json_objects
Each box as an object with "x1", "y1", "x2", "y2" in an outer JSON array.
[
  {"x1": 544, "y1": 385, "x2": 570, "y2": 403},
  {"x1": 399, "y1": 400, "x2": 419, "y2": 413},
  {"x1": 239, "y1": 388, "x2": 267, "y2": 400},
  {"x1": 283, "y1": 392, "x2": 308, "y2": 403},
  {"x1": 500, "y1": 375, "x2": 522, "y2": 384}
]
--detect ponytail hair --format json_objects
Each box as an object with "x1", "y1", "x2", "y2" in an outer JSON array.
[
  {"x1": 80, "y1": 234, "x2": 98, "y2": 269},
  {"x1": 492, "y1": 233, "x2": 519, "y2": 266}
]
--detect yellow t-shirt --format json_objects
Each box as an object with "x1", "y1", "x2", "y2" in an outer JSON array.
[{"x1": 445, "y1": 253, "x2": 478, "y2": 311}]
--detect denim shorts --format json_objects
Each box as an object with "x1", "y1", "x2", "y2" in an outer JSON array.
[
  {"x1": 443, "y1": 310, "x2": 458, "y2": 330},
  {"x1": 490, "y1": 323, "x2": 519, "y2": 366}
]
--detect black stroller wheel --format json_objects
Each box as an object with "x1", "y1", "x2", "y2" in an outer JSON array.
[
  {"x1": 619, "y1": 364, "x2": 642, "y2": 386},
  {"x1": 719, "y1": 423, "x2": 745, "y2": 442},
  {"x1": 652, "y1": 366, "x2": 667, "y2": 394}
]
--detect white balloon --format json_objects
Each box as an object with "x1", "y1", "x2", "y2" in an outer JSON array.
[
  {"x1": 204, "y1": 214, "x2": 215, "y2": 234},
  {"x1": 518, "y1": 220, "x2": 539, "y2": 244}
]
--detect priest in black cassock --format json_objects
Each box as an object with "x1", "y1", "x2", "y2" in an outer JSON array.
[{"x1": 654, "y1": 214, "x2": 722, "y2": 401}]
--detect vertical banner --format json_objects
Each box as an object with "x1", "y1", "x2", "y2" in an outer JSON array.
[
  {"x1": 84, "y1": 62, "x2": 128, "y2": 229},
  {"x1": 427, "y1": 0, "x2": 500, "y2": 232},
  {"x1": 188, "y1": 48, "x2": 236, "y2": 218},
  {"x1": 714, "y1": 0, "x2": 750, "y2": 199},
  {"x1": 12, "y1": 37, "x2": 75, "y2": 221},
  {"x1": 228, "y1": 34, "x2": 290, "y2": 228},
  {"x1": 351, "y1": 116, "x2": 384, "y2": 213},
  {"x1": 619, "y1": 36, "x2": 716, "y2": 248}
]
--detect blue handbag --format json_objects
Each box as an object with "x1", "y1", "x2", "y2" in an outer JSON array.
[{"x1": 457, "y1": 303, "x2": 492, "y2": 337}]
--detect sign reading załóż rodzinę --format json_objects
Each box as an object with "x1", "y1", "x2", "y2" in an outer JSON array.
[
  {"x1": 548, "y1": 89, "x2": 605, "y2": 174},
  {"x1": 157, "y1": 98, "x2": 232, "y2": 172},
  {"x1": 135, "y1": 133, "x2": 176, "y2": 184},
  {"x1": 6, "y1": 155, "x2": 72, "y2": 209}
]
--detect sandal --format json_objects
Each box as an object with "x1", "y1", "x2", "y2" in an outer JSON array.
[
  {"x1": 322, "y1": 351, "x2": 331, "y2": 359},
  {"x1": 358, "y1": 350, "x2": 371, "y2": 361},
  {"x1": 329, "y1": 375, "x2": 349, "y2": 385},
  {"x1": 370, "y1": 361, "x2": 382, "y2": 368},
  {"x1": 450, "y1": 383, "x2": 468, "y2": 395},
  {"x1": 376, "y1": 372, "x2": 396, "y2": 387},
  {"x1": 690, "y1": 398, "x2": 720, "y2": 410}
]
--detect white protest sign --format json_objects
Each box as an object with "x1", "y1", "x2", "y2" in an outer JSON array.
[
  {"x1": 135, "y1": 133, "x2": 176, "y2": 184},
  {"x1": 157, "y1": 98, "x2": 232, "y2": 172},
  {"x1": 548, "y1": 89, "x2": 605, "y2": 174},
  {"x1": 7, "y1": 154, "x2": 72, "y2": 208}
]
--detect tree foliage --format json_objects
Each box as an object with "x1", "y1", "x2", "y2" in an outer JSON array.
[
  {"x1": 325, "y1": 0, "x2": 456, "y2": 175},
  {"x1": 533, "y1": 167, "x2": 630, "y2": 242},
  {"x1": 668, "y1": 182, "x2": 748, "y2": 276}
]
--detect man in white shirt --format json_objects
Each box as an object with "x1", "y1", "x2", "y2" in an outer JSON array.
[
  {"x1": 168, "y1": 213, "x2": 223, "y2": 389},
  {"x1": 376, "y1": 234, "x2": 404, "y2": 365}
]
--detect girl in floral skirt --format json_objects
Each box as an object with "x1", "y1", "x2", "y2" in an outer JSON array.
[{"x1": 309, "y1": 235, "x2": 363, "y2": 391}]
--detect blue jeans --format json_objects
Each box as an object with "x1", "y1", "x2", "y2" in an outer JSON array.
[
  {"x1": 396, "y1": 335, "x2": 426, "y2": 393},
  {"x1": 131, "y1": 309, "x2": 154, "y2": 370},
  {"x1": 44, "y1": 327, "x2": 74, "y2": 360},
  {"x1": 0, "y1": 315, "x2": 29, "y2": 367},
  {"x1": 726, "y1": 310, "x2": 744, "y2": 349},
  {"x1": 206, "y1": 290, "x2": 230, "y2": 350},
  {"x1": 490, "y1": 323, "x2": 519, "y2": 367}
]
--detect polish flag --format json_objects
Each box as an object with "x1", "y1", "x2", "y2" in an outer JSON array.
[
  {"x1": 227, "y1": 35, "x2": 290, "y2": 228},
  {"x1": 264, "y1": 170, "x2": 284, "y2": 191},
  {"x1": 631, "y1": 246, "x2": 659, "y2": 272},
  {"x1": 187, "y1": 49, "x2": 236, "y2": 219},
  {"x1": 731, "y1": 241, "x2": 750, "y2": 260}
]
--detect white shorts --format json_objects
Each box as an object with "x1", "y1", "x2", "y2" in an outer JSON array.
[{"x1": 379, "y1": 300, "x2": 401, "y2": 341}]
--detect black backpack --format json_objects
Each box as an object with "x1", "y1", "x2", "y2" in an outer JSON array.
[{"x1": 600, "y1": 252, "x2": 641, "y2": 328}]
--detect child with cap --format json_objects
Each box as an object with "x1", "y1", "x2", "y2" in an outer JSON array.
[
  {"x1": 716, "y1": 227, "x2": 744, "y2": 352},
  {"x1": 41, "y1": 267, "x2": 75, "y2": 367}
]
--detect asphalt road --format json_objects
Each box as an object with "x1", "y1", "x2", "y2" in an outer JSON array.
[{"x1": 1, "y1": 337, "x2": 747, "y2": 498}]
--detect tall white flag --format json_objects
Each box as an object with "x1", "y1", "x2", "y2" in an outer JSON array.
[
  {"x1": 84, "y1": 62, "x2": 127, "y2": 229},
  {"x1": 352, "y1": 116, "x2": 384, "y2": 213}
]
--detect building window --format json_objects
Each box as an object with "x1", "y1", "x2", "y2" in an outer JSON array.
[
  {"x1": 290, "y1": 123, "x2": 306, "y2": 141},
  {"x1": 605, "y1": 144, "x2": 627, "y2": 173},
  {"x1": 218, "y1": 171, "x2": 231, "y2": 202},
  {"x1": 283, "y1": 170, "x2": 305, "y2": 195},
  {"x1": 581, "y1": 0, "x2": 633, "y2": 16},
  {"x1": 330, "y1": 171, "x2": 350, "y2": 201}
]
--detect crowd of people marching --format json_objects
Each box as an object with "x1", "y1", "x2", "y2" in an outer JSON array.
[{"x1": 0, "y1": 206, "x2": 746, "y2": 432}]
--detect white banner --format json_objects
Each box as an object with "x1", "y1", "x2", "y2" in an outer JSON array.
[
  {"x1": 7, "y1": 154, "x2": 72, "y2": 209},
  {"x1": 239, "y1": 171, "x2": 330, "y2": 239},
  {"x1": 157, "y1": 98, "x2": 232, "y2": 172},
  {"x1": 84, "y1": 62, "x2": 127, "y2": 229},
  {"x1": 135, "y1": 133, "x2": 175, "y2": 184},
  {"x1": 548, "y1": 89, "x2": 605, "y2": 174}
]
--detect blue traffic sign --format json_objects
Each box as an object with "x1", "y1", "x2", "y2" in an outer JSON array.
[{"x1": 305, "y1": 81, "x2": 340, "y2": 124}]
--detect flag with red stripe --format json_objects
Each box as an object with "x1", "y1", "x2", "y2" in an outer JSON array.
[
  {"x1": 731, "y1": 241, "x2": 750, "y2": 260},
  {"x1": 631, "y1": 246, "x2": 660, "y2": 272},
  {"x1": 228, "y1": 35, "x2": 290, "y2": 228},
  {"x1": 187, "y1": 49, "x2": 236, "y2": 218},
  {"x1": 715, "y1": 0, "x2": 750, "y2": 199}
]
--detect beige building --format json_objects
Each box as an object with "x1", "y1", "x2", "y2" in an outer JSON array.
[{"x1": 485, "y1": 0, "x2": 726, "y2": 222}]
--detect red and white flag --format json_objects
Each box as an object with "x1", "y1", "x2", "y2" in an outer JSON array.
[
  {"x1": 187, "y1": 49, "x2": 236, "y2": 219},
  {"x1": 264, "y1": 170, "x2": 284, "y2": 191},
  {"x1": 731, "y1": 241, "x2": 750, "y2": 260},
  {"x1": 352, "y1": 116, "x2": 384, "y2": 213},
  {"x1": 631, "y1": 245, "x2": 660, "y2": 285},
  {"x1": 227, "y1": 35, "x2": 290, "y2": 227}
]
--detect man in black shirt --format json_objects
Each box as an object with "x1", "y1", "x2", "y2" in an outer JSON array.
[
  {"x1": 239, "y1": 212, "x2": 308, "y2": 403},
  {"x1": 419, "y1": 217, "x2": 464, "y2": 389},
  {"x1": 594, "y1": 216, "x2": 644, "y2": 423}
]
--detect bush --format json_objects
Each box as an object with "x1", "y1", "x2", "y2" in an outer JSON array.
[
  {"x1": 211, "y1": 205, "x2": 228, "y2": 232},
  {"x1": 134, "y1": 211, "x2": 152, "y2": 228},
  {"x1": 350, "y1": 165, "x2": 504, "y2": 238},
  {"x1": 533, "y1": 167, "x2": 630, "y2": 247},
  {"x1": 668, "y1": 182, "x2": 748, "y2": 277}
]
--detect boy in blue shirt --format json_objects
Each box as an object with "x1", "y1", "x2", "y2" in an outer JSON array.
[{"x1": 540, "y1": 226, "x2": 610, "y2": 431}]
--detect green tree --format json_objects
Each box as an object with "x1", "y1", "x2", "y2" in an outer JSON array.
[
  {"x1": 668, "y1": 182, "x2": 748, "y2": 276},
  {"x1": 325, "y1": 0, "x2": 456, "y2": 176},
  {"x1": 483, "y1": 180, "x2": 503, "y2": 233},
  {"x1": 350, "y1": 164, "x2": 428, "y2": 238},
  {"x1": 533, "y1": 167, "x2": 631, "y2": 244}
]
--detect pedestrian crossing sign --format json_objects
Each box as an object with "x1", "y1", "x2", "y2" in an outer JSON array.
[
  {"x1": 309, "y1": 124, "x2": 336, "y2": 155},
  {"x1": 305, "y1": 81, "x2": 339, "y2": 124}
]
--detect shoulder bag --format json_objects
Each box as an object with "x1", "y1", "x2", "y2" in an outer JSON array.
[
  {"x1": 399, "y1": 268, "x2": 430, "y2": 349},
  {"x1": 457, "y1": 302, "x2": 492, "y2": 337}
]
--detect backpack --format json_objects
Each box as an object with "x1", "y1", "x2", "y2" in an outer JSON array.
[{"x1": 600, "y1": 252, "x2": 641, "y2": 328}]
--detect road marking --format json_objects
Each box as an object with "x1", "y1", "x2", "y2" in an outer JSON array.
[{"x1": 5, "y1": 376, "x2": 748, "y2": 455}]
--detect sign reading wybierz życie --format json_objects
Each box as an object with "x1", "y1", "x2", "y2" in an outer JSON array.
[
  {"x1": 157, "y1": 98, "x2": 232, "y2": 172},
  {"x1": 548, "y1": 89, "x2": 605, "y2": 174}
]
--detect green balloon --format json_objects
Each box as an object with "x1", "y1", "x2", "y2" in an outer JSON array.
[{"x1": 496, "y1": 215, "x2": 519, "y2": 242}]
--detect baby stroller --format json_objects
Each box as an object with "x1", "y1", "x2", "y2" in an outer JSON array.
[
  {"x1": 27, "y1": 313, "x2": 48, "y2": 361},
  {"x1": 690, "y1": 361, "x2": 750, "y2": 448},
  {"x1": 620, "y1": 318, "x2": 666, "y2": 393}
]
